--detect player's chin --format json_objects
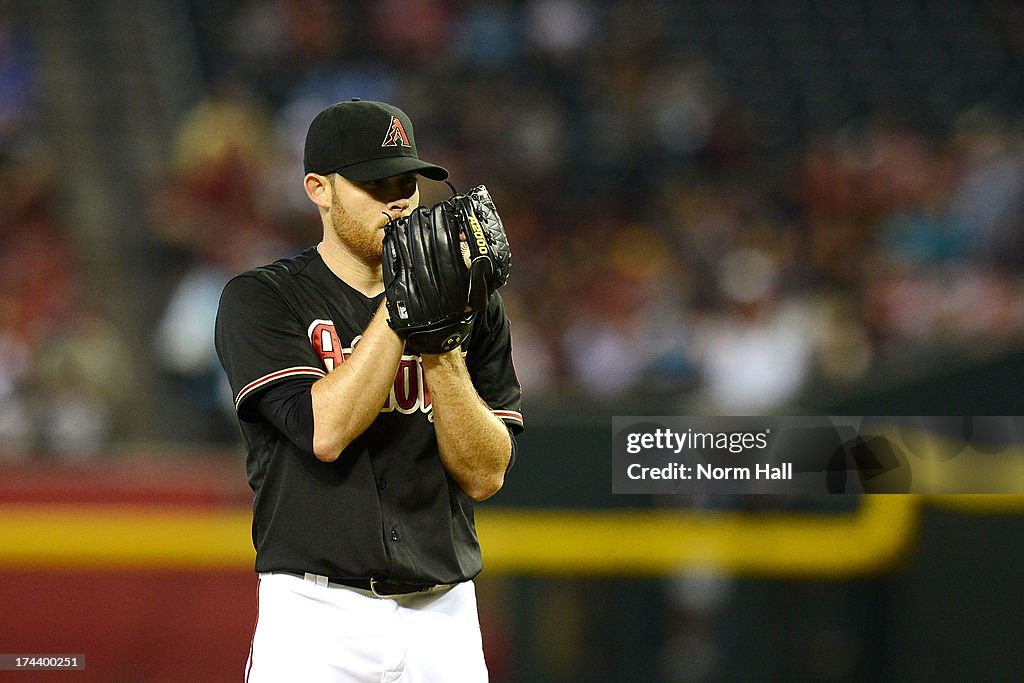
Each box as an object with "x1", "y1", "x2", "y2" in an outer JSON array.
[{"x1": 371, "y1": 236, "x2": 385, "y2": 260}]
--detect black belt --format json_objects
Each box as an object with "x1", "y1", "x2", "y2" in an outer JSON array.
[{"x1": 274, "y1": 571, "x2": 448, "y2": 597}]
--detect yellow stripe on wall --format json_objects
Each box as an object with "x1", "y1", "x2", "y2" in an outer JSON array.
[
  {"x1": 0, "y1": 505, "x2": 255, "y2": 569},
  {"x1": 0, "y1": 495, "x2": 1019, "y2": 576},
  {"x1": 477, "y1": 496, "x2": 917, "y2": 578}
]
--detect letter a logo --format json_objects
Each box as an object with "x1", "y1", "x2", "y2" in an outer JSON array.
[{"x1": 381, "y1": 116, "x2": 411, "y2": 148}]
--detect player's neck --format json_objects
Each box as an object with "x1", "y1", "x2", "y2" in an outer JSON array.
[{"x1": 316, "y1": 241, "x2": 384, "y2": 298}]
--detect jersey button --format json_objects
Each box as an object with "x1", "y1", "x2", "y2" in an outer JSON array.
[
  {"x1": 378, "y1": 477, "x2": 387, "y2": 491},
  {"x1": 390, "y1": 529, "x2": 399, "y2": 542}
]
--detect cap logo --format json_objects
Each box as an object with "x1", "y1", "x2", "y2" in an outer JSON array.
[{"x1": 381, "y1": 116, "x2": 412, "y2": 148}]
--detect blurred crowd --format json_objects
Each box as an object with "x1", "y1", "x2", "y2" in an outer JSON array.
[
  {"x1": 0, "y1": 10, "x2": 131, "y2": 460},
  {"x1": 2, "y1": 0, "x2": 1024, "y2": 458}
]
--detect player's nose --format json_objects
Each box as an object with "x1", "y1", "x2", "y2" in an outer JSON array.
[{"x1": 386, "y1": 197, "x2": 412, "y2": 218}]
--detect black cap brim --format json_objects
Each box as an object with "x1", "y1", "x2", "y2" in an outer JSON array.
[{"x1": 335, "y1": 156, "x2": 449, "y2": 182}]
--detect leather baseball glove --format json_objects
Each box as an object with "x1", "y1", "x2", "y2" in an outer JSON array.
[{"x1": 382, "y1": 185, "x2": 511, "y2": 354}]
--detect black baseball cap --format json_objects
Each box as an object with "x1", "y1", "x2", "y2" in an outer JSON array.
[{"x1": 303, "y1": 99, "x2": 449, "y2": 181}]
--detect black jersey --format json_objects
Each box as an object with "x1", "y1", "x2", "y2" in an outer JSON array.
[{"x1": 214, "y1": 246, "x2": 523, "y2": 585}]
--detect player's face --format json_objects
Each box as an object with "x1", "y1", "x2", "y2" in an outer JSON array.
[{"x1": 328, "y1": 173, "x2": 420, "y2": 263}]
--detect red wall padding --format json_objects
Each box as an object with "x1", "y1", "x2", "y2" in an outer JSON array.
[
  {"x1": 0, "y1": 461, "x2": 255, "y2": 681},
  {"x1": 0, "y1": 568, "x2": 256, "y2": 682}
]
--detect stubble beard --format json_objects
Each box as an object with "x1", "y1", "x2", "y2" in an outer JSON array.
[{"x1": 329, "y1": 203, "x2": 385, "y2": 265}]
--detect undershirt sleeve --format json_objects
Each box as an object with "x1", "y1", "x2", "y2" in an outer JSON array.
[{"x1": 254, "y1": 377, "x2": 317, "y2": 454}]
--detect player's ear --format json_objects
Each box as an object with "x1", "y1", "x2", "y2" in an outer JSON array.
[{"x1": 304, "y1": 173, "x2": 332, "y2": 210}]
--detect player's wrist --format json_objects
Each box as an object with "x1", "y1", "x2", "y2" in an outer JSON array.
[{"x1": 419, "y1": 348, "x2": 465, "y2": 373}]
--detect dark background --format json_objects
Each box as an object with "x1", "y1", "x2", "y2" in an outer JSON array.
[{"x1": 1, "y1": 1, "x2": 1023, "y2": 680}]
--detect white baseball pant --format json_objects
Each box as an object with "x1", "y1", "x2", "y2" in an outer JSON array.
[{"x1": 245, "y1": 572, "x2": 488, "y2": 682}]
